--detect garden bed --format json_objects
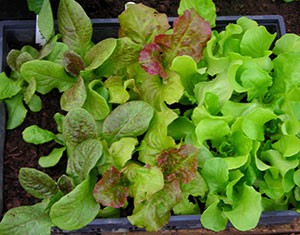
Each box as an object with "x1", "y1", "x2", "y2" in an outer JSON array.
[{"x1": 1, "y1": 0, "x2": 300, "y2": 234}]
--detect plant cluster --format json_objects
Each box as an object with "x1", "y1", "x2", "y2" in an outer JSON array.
[{"x1": 0, "y1": 0, "x2": 300, "y2": 234}]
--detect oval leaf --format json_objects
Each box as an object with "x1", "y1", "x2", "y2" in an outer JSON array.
[
  {"x1": 58, "y1": 0, "x2": 92, "y2": 55},
  {"x1": 102, "y1": 100, "x2": 154, "y2": 142},
  {"x1": 85, "y1": 38, "x2": 117, "y2": 70},
  {"x1": 20, "y1": 60, "x2": 75, "y2": 94},
  {"x1": 22, "y1": 125, "x2": 55, "y2": 145},
  {"x1": 60, "y1": 76, "x2": 86, "y2": 111},
  {"x1": 50, "y1": 177, "x2": 100, "y2": 230},
  {"x1": 0, "y1": 203, "x2": 52, "y2": 235},
  {"x1": 63, "y1": 108, "x2": 98, "y2": 145},
  {"x1": 19, "y1": 168, "x2": 58, "y2": 199},
  {"x1": 67, "y1": 139, "x2": 103, "y2": 184}
]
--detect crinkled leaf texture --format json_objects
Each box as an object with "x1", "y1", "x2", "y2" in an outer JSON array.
[
  {"x1": 63, "y1": 108, "x2": 98, "y2": 145},
  {"x1": 63, "y1": 51, "x2": 85, "y2": 76},
  {"x1": 0, "y1": 203, "x2": 52, "y2": 235},
  {"x1": 67, "y1": 139, "x2": 103, "y2": 185},
  {"x1": 60, "y1": 76, "x2": 87, "y2": 111},
  {"x1": 123, "y1": 163, "x2": 164, "y2": 203},
  {"x1": 109, "y1": 137, "x2": 138, "y2": 169},
  {"x1": 93, "y1": 166, "x2": 129, "y2": 208},
  {"x1": 139, "y1": 9, "x2": 211, "y2": 78},
  {"x1": 128, "y1": 180, "x2": 181, "y2": 231},
  {"x1": 58, "y1": 0, "x2": 92, "y2": 55},
  {"x1": 118, "y1": 3, "x2": 169, "y2": 44},
  {"x1": 157, "y1": 144, "x2": 198, "y2": 183},
  {"x1": 50, "y1": 176, "x2": 100, "y2": 230},
  {"x1": 20, "y1": 60, "x2": 75, "y2": 94},
  {"x1": 19, "y1": 168, "x2": 58, "y2": 199},
  {"x1": 102, "y1": 100, "x2": 154, "y2": 142}
]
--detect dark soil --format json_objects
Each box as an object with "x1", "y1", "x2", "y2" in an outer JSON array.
[{"x1": 1, "y1": 0, "x2": 300, "y2": 234}]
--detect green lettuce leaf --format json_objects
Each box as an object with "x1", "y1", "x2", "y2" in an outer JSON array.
[
  {"x1": 139, "y1": 108, "x2": 177, "y2": 165},
  {"x1": 67, "y1": 139, "x2": 103, "y2": 185},
  {"x1": 128, "y1": 180, "x2": 181, "y2": 231},
  {"x1": 19, "y1": 168, "x2": 58, "y2": 199},
  {"x1": 0, "y1": 203, "x2": 52, "y2": 235},
  {"x1": 38, "y1": 0, "x2": 54, "y2": 41},
  {"x1": 224, "y1": 184, "x2": 262, "y2": 231},
  {"x1": 60, "y1": 76, "x2": 86, "y2": 111},
  {"x1": 20, "y1": 60, "x2": 75, "y2": 94},
  {"x1": 50, "y1": 176, "x2": 100, "y2": 230},
  {"x1": 85, "y1": 38, "x2": 117, "y2": 70},
  {"x1": 22, "y1": 125, "x2": 56, "y2": 145},
  {"x1": 118, "y1": 3, "x2": 169, "y2": 44},
  {"x1": 123, "y1": 163, "x2": 164, "y2": 203},
  {"x1": 109, "y1": 137, "x2": 138, "y2": 169},
  {"x1": 178, "y1": 0, "x2": 216, "y2": 27},
  {"x1": 201, "y1": 199, "x2": 228, "y2": 232},
  {"x1": 272, "y1": 52, "x2": 300, "y2": 95},
  {"x1": 273, "y1": 33, "x2": 300, "y2": 55},
  {"x1": 102, "y1": 101, "x2": 154, "y2": 142},
  {"x1": 201, "y1": 158, "x2": 229, "y2": 193},
  {"x1": 139, "y1": 71, "x2": 184, "y2": 109},
  {"x1": 82, "y1": 80, "x2": 110, "y2": 121},
  {"x1": 0, "y1": 72, "x2": 22, "y2": 99},
  {"x1": 39, "y1": 147, "x2": 66, "y2": 168},
  {"x1": 170, "y1": 55, "x2": 207, "y2": 95},
  {"x1": 57, "y1": 0, "x2": 92, "y2": 55},
  {"x1": 63, "y1": 108, "x2": 98, "y2": 145},
  {"x1": 5, "y1": 93, "x2": 28, "y2": 130}
]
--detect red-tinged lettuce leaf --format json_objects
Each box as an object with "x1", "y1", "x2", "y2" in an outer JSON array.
[
  {"x1": 155, "y1": 9, "x2": 211, "y2": 65},
  {"x1": 139, "y1": 9, "x2": 211, "y2": 78},
  {"x1": 139, "y1": 43, "x2": 167, "y2": 78},
  {"x1": 128, "y1": 179, "x2": 181, "y2": 231},
  {"x1": 93, "y1": 166, "x2": 129, "y2": 208},
  {"x1": 63, "y1": 51, "x2": 85, "y2": 76},
  {"x1": 157, "y1": 144, "x2": 198, "y2": 183},
  {"x1": 118, "y1": 3, "x2": 170, "y2": 44}
]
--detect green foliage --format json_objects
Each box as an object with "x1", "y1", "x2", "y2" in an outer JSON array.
[{"x1": 1, "y1": 0, "x2": 300, "y2": 233}]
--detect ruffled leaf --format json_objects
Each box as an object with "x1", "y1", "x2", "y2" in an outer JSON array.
[
  {"x1": 93, "y1": 166, "x2": 129, "y2": 208},
  {"x1": 118, "y1": 3, "x2": 169, "y2": 44},
  {"x1": 128, "y1": 180, "x2": 181, "y2": 231},
  {"x1": 157, "y1": 144, "x2": 198, "y2": 183}
]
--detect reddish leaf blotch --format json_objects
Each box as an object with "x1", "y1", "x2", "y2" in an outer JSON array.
[{"x1": 93, "y1": 166, "x2": 129, "y2": 208}]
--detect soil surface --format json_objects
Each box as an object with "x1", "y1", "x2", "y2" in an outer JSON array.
[{"x1": 1, "y1": 0, "x2": 300, "y2": 234}]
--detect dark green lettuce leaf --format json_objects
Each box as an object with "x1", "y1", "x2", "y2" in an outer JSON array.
[{"x1": 102, "y1": 100, "x2": 154, "y2": 142}]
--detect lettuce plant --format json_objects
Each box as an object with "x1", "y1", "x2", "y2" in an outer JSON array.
[{"x1": 0, "y1": 0, "x2": 300, "y2": 234}]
